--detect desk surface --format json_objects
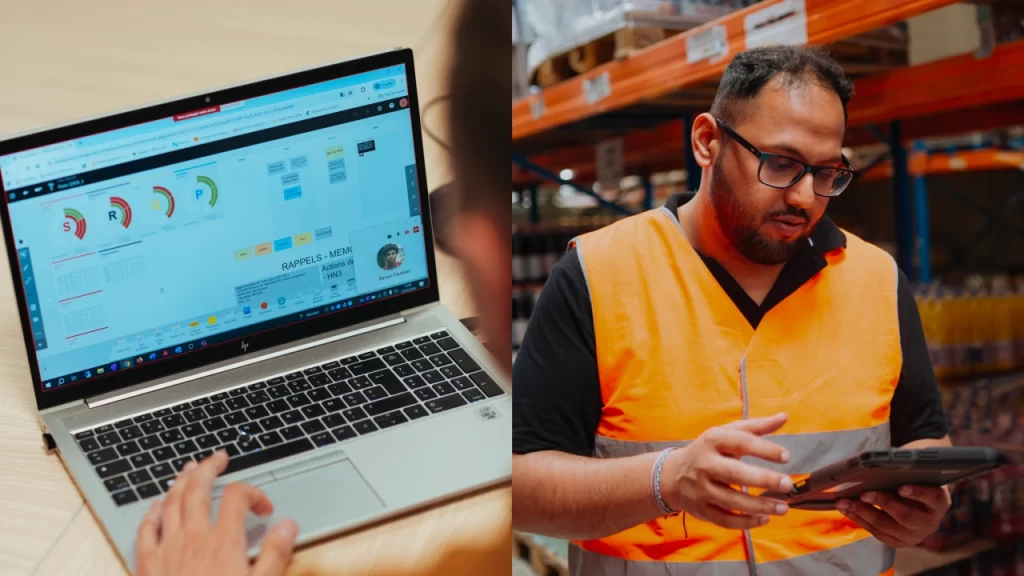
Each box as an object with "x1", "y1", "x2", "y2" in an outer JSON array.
[{"x1": 0, "y1": 1, "x2": 510, "y2": 574}]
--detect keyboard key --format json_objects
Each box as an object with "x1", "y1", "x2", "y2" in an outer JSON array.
[
  {"x1": 216, "y1": 428, "x2": 239, "y2": 443},
  {"x1": 322, "y1": 398, "x2": 345, "y2": 413},
  {"x1": 429, "y1": 354, "x2": 454, "y2": 368},
  {"x1": 157, "y1": 477, "x2": 176, "y2": 492},
  {"x1": 224, "y1": 412, "x2": 248, "y2": 426},
  {"x1": 307, "y1": 388, "x2": 330, "y2": 403},
  {"x1": 267, "y1": 385, "x2": 290, "y2": 399},
  {"x1": 128, "y1": 469, "x2": 153, "y2": 485},
  {"x1": 203, "y1": 416, "x2": 227, "y2": 432},
  {"x1": 288, "y1": 379, "x2": 312, "y2": 394},
  {"x1": 351, "y1": 358, "x2": 387, "y2": 375},
  {"x1": 469, "y1": 372, "x2": 505, "y2": 397},
  {"x1": 349, "y1": 376, "x2": 372, "y2": 390},
  {"x1": 285, "y1": 371, "x2": 305, "y2": 381},
  {"x1": 328, "y1": 382, "x2": 353, "y2": 397},
  {"x1": 266, "y1": 399, "x2": 290, "y2": 414},
  {"x1": 382, "y1": 352, "x2": 404, "y2": 366},
  {"x1": 436, "y1": 337, "x2": 459, "y2": 351},
  {"x1": 150, "y1": 462, "x2": 174, "y2": 479},
  {"x1": 321, "y1": 360, "x2": 341, "y2": 371},
  {"x1": 395, "y1": 341, "x2": 414, "y2": 350},
  {"x1": 171, "y1": 457, "x2": 193, "y2": 472},
  {"x1": 181, "y1": 424, "x2": 206, "y2": 438},
  {"x1": 245, "y1": 406, "x2": 270, "y2": 420},
  {"x1": 133, "y1": 413, "x2": 154, "y2": 423},
  {"x1": 342, "y1": 391, "x2": 368, "y2": 407},
  {"x1": 301, "y1": 404, "x2": 326, "y2": 419},
  {"x1": 342, "y1": 407, "x2": 368, "y2": 422},
  {"x1": 463, "y1": 389, "x2": 486, "y2": 403},
  {"x1": 411, "y1": 359, "x2": 432, "y2": 373},
  {"x1": 96, "y1": 459, "x2": 132, "y2": 478},
  {"x1": 412, "y1": 336, "x2": 432, "y2": 346},
  {"x1": 174, "y1": 402, "x2": 194, "y2": 413},
  {"x1": 341, "y1": 356, "x2": 359, "y2": 365},
  {"x1": 78, "y1": 438, "x2": 100, "y2": 453},
  {"x1": 196, "y1": 434, "x2": 219, "y2": 449},
  {"x1": 426, "y1": 393, "x2": 468, "y2": 414},
  {"x1": 394, "y1": 364, "x2": 416, "y2": 378},
  {"x1": 451, "y1": 377, "x2": 476, "y2": 392},
  {"x1": 205, "y1": 402, "x2": 229, "y2": 417},
  {"x1": 354, "y1": 420, "x2": 378, "y2": 435},
  {"x1": 422, "y1": 371, "x2": 445, "y2": 385},
  {"x1": 432, "y1": 382, "x2": 456, "y2": 397},
  {"x1": 75, "y1": 430, "x2": 95, "y2": 440},
  {"x1": 160, "y1": 429, "x2": 185, "y2": 444},
  {"x1": 333, "y1": 426, "x2": 358, "y2": 441},
  {"x1": 402, "y1": 348, "x2": 425, "y2": 362},
  {"x1": 328, "y1": 368, "x2": 353, "y2": 382},
  {"x1": 130, "y1": 452, "x2": 156, "y2": 468},
  {"x1": 377, "y1": 345, "x2": 396, "y2": 355},
  {"x1": 323, "y1": 413, "x2": 346, "y2": 429},
  {"x1": 116, "y1": 441, "x2": 141, "y2": 458},
  {"x1": 211, "y1": 392, "x2": 229, "y2": 402},
  {"x1": 248, "y1": 381, "x2": 268, "y2": 391},
  {"x1": 364, "y1": 386, "x2": 388, "y2": 402},
  {"x1": 223, "y1": 438, "x2": 314, "y2": 476},
  {"x1": 259, "y1": 416, "x2": 284, "y2": 431},
  {"x1": 152, "y1": 446, "x2": 177, "y2": 462},
  {"x1": 183, "y1": 408, "x2": 207, "y2": 423},
  {"x1": 440, "y1": 365, "x2": 463, "y2": 379},
  {"x1": 419, "y1": 342, "x2": 442, "y2": 356},
  {"x1": 404, "y1": 405, "x2": 429, "y2": 420},
  {"x1": 301, "y1": 420, "x2": 326, "y2": 435},
  {"x1": 374, "y1": 411, "x2": 409, "y2": 429},
  {"x1": 448, "y1": 349, "x2": 481, "y2": 374},
  {"x1": 246, "y1": 391, "x2": 271, "y2": 405},
  {"x1": 286, "y1": 393, "x2": 312, "y2": 409},
  {"x1": 98, "y1": 432, "x2": 121, "y2": 448},
  {"x1": 195, "y1": 449, "x2": 214, "y2": 461},
  {"x1": 237, "y1": 435, "x2": 260, "y2": 453},
  {"x1": 415, "y1": 388, "x2": 438, "y2": 401},
  {"x1": 260, "y1": 431, "x2": 283, "y2": 447},
  {"x1": 303, "y1": 366, "x2": 323, "y2": 375},
  {"x1": 88, "y1": 448, "x2": 118, "y2": 466},
  {"x1": 279, "y1": 426, "x2": 304, "y2": 441},
  {"x1": 364, "y1": 392, "x2": 418, "y2": 417},
  {"x1": 238, "y1": 422, "x2": 263, "y2": 436},
  {"x1": 358, "y1": 351, "x2": 377, "y2": 360},
  {"x1": 229, "y1": 387, "x2": 249, "y2": 397},
  {"x1": 370, "y1": 370, "x2": 407, "y2": 395},
  {"x1": 219, "y1": 444, "x2": 241, "y2": 458},
  {"x1": 96, "y1": 424, "x2": 114, "y2": 434},
  {"x1": 161, "y1": 414, "x2": 186, "y2": 429},
  {"x1": 112, "y1": 489, "x2": 139, "y2": 506},
  {"x1": 281, "y1": 410, "x2": 305, "y2": 425},
  {"x1": 191, "y1": 397, "x2": 211, "y2": 407},
  {"x1": 137, "y1": 483, "x2": 161, "y2": 499},
  {"x1": 119, "y1": 425, "x2": 144, "y2": 441},
  {"x1": 266, "y1": 377, "x2": 286, "y2": 385},
  {"x1": 153, "y1": 408, "x2": 172, "y2": 418},
  {"x1": 430, "y1": 331, "x2": 449, "y2": 340},
  {"x1": 115, "y1": 418, "x2": 135, "y2": 430},
  {"x1": 313, "y1": 431, "x2": 337, "y2": 447},
  {"x1": 308, "y1": 373, "x2": 332, "y2": 387},
  {"x1": 173, "y1": 440, "x2": 199, "y2": 456},
  {"x1": 403, "y1": 375, "x2": 428, "y2": 389},
  {"x1": 139, "y1": 436, "x2": 163, "y2": 451},
  {"x1": 141, "y1": 420, "x2": 166, "y2": 435}
]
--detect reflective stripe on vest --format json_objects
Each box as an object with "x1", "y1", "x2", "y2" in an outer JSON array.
[
  {"x1": 571, "y1": 207, "x2": 902, "y2": 575},
  {"x1": 570, "y1": 538, "x2": 896, "y2": 576}
]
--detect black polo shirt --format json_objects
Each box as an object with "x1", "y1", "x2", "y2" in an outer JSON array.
[{"x1": 512, "y1": 193, "x2": 949, "y2": 457}]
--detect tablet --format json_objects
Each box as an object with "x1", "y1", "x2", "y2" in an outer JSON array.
[{"x1": 760, "y1": 447, "x2": 1008, "y2": 511}]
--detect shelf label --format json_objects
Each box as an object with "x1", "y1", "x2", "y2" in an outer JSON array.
[
  {"x1": 583, "y1": 71, "x2": 611, "y2": 105},
  {"x1": 596, "y1": 138, "x2": 624, "y2": 190},
  {"x1": 744, "y1": 0, "x2": 808, "y2": 50},
  {"x1": 687, "y1": 25, "x2": 729, "y2": 65}
]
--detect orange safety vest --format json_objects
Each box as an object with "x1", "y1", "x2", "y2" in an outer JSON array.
[{"x1": 569, "y1": 207, "x2": 902, "y2": 576}]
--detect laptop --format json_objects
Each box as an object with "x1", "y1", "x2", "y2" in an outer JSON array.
[{"x1": 0, "y1": 48, "x2": 511, "y2": 571}]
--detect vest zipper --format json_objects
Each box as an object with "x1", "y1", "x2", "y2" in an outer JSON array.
[{"x1": 739, "y1": 355, "x2": 758, "y2": 576}]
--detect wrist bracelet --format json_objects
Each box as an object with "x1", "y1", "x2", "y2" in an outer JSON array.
[{"x1": 651, "y1": 447, "x2": 680, "y2": 516}]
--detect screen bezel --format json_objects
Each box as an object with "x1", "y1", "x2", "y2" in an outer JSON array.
[{"x1": 0, "y1": 48, "x2": 440, "y2": 412}]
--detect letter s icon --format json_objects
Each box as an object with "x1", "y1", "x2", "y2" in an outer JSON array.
[{"x1": 63, "y1": 222, "x2": 71, "y2": 232}]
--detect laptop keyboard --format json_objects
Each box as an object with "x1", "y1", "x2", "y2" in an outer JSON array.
[{"x1": 71, "y1": 331, "x2": 504, "y2": 506}]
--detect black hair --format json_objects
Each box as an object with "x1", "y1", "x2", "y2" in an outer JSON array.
[{"x1": 710, "y1": 45, "x2": 854, "y2": 124}]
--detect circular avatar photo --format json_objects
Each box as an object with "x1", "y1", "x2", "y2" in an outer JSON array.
[{"x1": 377, "y1": 243, "x2": 405, "y2": 271}]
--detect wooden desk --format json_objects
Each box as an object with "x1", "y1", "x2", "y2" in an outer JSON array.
[{"x1": 0, "y1": 1, "x2": 510, "y2": 574}]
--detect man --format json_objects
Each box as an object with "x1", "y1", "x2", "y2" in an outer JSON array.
[
  {"x1": 133, "y1": 0, "x2": 510, "y2": 573},
  {"x1": 380, "y1": 244, "x2": 402, "y2": 270},
  {"x1": 512, "y1": 46, "x2": 951, "y2": 575}
]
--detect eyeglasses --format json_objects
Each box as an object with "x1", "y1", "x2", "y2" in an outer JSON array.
[{"x1": 714, "y1": 117, "x2": 856, "y2": 198}]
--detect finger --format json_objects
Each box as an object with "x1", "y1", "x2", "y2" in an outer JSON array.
[
  {"x1": 722, "y1": 413, "x2": 788, "y2": 436},
  {"x1": 695, "y1": 504, "x2": 770, "y2": 530},
  {"x1": 215, "y1": 482, "x2": 275, "y2": 534},
  {"x1": 706, "y1": 482, "x2": 789, "y2": 517},
  {"x1": 709, "y1": 429, "x2": 791, "y2": 464},
  {"x1": 898, "y1": 485, "x2": 949, "y2": 512},
  {"x1": 183, "y1": 451, "x2": 229, "y2": 528},
  {"x1": 136, "y1": 499, "x2": 164, "y2": 573},
  {"x1": 860, "y1": 492, "x2": 927, "y2": 530},
  {"x1": 251, "y1": 519, "x2": 299, "y2": 576},
  {"x1": 710, "y1": 456, "x2": 795, "y2": 492},
  {"x1": 162, "y1": 460, "x2": 197, "y2": 536},
  {"x1": 842, "y1": 509, "x2": 907, "y2": 548},
  {"x1": 836, "y1": 500, "x2": 910, "y2": 543}
]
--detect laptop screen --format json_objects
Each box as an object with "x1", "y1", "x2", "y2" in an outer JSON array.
[{"x1": 1, "y1": 62, "x2": 430, "y2": 394}]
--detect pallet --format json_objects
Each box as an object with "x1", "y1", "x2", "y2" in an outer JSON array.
[
  {"x1": 514, "y1": 532, "x2": 570, "y2": 576},
  {"x1": 534, "y1": 26, "x2": 681, "y2": 88}
]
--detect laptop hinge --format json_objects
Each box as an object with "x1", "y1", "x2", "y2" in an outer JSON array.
[{"x1": 85, "y1": 315, "x2": 405, "y2": 409}]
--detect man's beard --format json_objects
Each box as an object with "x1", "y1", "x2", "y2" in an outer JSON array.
[{"x1": 708, "y1": 156, "x2": 811, "y2": 266}]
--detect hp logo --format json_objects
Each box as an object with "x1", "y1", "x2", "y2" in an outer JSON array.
[{"x1": 240, "y1": 341, "x2": 249, "y2": 352}]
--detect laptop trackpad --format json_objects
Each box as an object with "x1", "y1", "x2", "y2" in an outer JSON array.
[{"x1": 212, "y1": 459, "x2": 385, "y2": 553}]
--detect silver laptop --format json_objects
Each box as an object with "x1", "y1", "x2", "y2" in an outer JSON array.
[{"x1": 0, "y1": 48, "x2": 510, "y2": 571}]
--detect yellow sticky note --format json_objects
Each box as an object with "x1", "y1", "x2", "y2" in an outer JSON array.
[
  {"x1": 326, "y1": 145, "x2": 344, "y2": 159},
  {"x1": 207, "y1": 316, "x2": 217, "y2": 325},
  {"x1": 294, "y1": 232, "x2": 312, "y2": 247},
  {"x1": 234, "y1": 248, "x2": 252, "y2": 261},
  {"x1": 255, "y1": 242, "x2": 273, "y2": 256}
]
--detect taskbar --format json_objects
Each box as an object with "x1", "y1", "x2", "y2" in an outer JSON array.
[{"x1": 41, "y1": 279, "x2": 428, "y2": 391}]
